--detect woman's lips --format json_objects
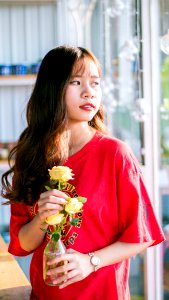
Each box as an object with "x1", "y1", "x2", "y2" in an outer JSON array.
[{"x1": 79, "y1": 103, "x2": 95, "y2": 111}]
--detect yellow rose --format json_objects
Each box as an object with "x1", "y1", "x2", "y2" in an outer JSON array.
[
  {"x1": 48, "y1": 166, "x2": 74, "y2": 182},
  {"x1": 45, "y1": 212, "x2": 64, "y2": 225},
  {"x1": 65, "y1": 198, "x2": 83, "y2": 214}
]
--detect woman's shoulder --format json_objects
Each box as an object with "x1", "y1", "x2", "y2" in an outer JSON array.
[
  {"x1": 96, "y1": 131, "x2": 131, "y2": 154},
  {"x1": 96, "y1": 131, "x2": 140, "y2": 168},
  {"x1": 10, "y1": 201, "x2": 38, "y2": 218}
]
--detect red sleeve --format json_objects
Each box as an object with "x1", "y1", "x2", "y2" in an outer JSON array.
[
  {"x1": 8, "y1": 202, "x2": 34, "y2": 256},
  {"x1": 116, "y1": 144, "x2": 165, "y2": 246}
]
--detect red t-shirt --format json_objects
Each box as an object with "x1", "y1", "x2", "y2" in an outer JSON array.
[{"x1": 8, "y1": 131, "x2": 165, "y2": 300}]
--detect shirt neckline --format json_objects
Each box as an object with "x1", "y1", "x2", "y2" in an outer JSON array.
[{"x1": 64, "y1": 131, "x2": 102, "y2": 164}]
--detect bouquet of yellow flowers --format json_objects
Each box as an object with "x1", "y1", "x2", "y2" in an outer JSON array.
[
  {"x1": 44, "y1": 166, "x2": 87, "y2": 242},
  {"x1": 43, "y1": 166, "x2": 87, "y2": 286}
]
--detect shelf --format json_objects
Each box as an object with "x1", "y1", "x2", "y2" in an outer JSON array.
[
  {"x1": 0, "y1": 0, "x2": 55, "y2": 4},
  {"x1": 0, "y1": 161, "x2": 10, "y2": 172},
  {"x1": 0, "y1": 75, "x2": 36, "y2": 86},
  {"x1": 0, "y1": 160, "x2": 15, "y2": 171},
  {"x1": 0, "y1": 160, "x2": 9, "y2": 164}
]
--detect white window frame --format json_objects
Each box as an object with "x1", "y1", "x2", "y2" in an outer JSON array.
[{"x1": 141, "y1": 0, "x2": 163, "y2": 299}]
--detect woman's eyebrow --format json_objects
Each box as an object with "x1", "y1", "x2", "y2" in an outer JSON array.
[
  {"x1": 91, "y1": 75, "x2": 100, "y2": 78},
  {"x1": 70, "y1": 75, "x2": 82, "y2": 78},
  {"x1": 71, "y1": 75, "x2": 100, "y2": 78}
]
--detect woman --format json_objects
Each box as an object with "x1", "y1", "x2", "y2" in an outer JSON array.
[{"x1": 1, "y1": 45, "x2": 165, "y2": 300}]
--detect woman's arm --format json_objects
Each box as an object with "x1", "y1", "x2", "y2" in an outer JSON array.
[
  {"x1": 94, "y1": 240, "x2": 153, "y2": 269},
  {"x1": 18, "y1": 213, "x2": 48, "y2": 251},
  {"x1": 46, "y1": 240, "x2": 154, "y2": 288},
  {"x1": 18, "y1": 189, "x2": 68, "y2": 251}
]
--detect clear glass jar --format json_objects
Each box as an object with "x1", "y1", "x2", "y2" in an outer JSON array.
[{"x1": 43, "y1": 237, "x2": 67, "y2": 286}]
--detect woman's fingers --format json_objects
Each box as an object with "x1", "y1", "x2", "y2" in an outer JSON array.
[
  {"x1": 46, "y1": 257, "x2": 80, "y2": 287},
  {"x1": 47, "y1": 261, "x2": 75, "y2": 276},
  {"x1": 53, "y1": 270, "x2": 80, "y2": 287},
  {"x1": 46, "y1": 250, "x2": 92, "y2": 288},
  {"x1": 38, "y1": 209, "x2": 59, "y2": 221},
  {"x1": 40, "y1": 189, "x2": 68, "y2": 200},
  {"x1": 38, "y1": 190, "x2": 68, "y2": 208},
  {"x1": 48, "y1": 251, "x2": 75, "y2": 272},
  {"x1": 37, "y1": 189, "x2": 68, "y2": 222},
  {"x1": 47, "y1": 250, "x2": 77, "y2": 267},
  {"x1": 38, "y1": 199, "x2": 65, "y2": 211}
]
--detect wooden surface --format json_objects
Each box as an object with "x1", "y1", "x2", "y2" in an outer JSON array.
[
  {"x1": 0, "y1": 75, "x2": 36, "y2": 86},
  {"x1": 0, "y1": 235, "x2": 31, "y2": 299}
]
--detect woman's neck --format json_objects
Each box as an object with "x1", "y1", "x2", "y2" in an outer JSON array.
[{"x1": 68, "y1": 123, "x2": 96, "y2": 156}]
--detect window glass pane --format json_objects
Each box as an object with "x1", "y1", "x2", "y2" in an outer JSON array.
[
  {"x1": 100, "y1": 1, "x2": 145, "y2": 298},
  {"x1": 160, "y1": 1, "x2": 169, "y2": 299},
  {"x1": 101, "y1": 0, "x2": 144, "y2": 165}
]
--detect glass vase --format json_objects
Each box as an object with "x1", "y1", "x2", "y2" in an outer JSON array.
[{"x1": 43, "y1": 237, "x2": 67, "y2": 286}]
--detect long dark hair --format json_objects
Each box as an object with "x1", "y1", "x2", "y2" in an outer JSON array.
[{"x1": 1, "y1": 45, "x2": 106, "y2": 205}]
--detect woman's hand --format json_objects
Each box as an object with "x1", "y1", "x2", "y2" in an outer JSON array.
[
  {"x1": 38, "y1": 189, "x2": 68, "y2": 223},
  {"x1": 46, "y1": 249, "x2": 93, "y2": 288}
]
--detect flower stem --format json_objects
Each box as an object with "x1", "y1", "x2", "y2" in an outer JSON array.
[{"x1": 58, "y1": 180, "x2": 61, "y2": 191}]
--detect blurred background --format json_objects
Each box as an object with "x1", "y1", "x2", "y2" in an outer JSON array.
[{"x1": 0, "y1": 0, "x2": 168, "y2": 299}]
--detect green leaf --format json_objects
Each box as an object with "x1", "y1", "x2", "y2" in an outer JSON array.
[
  {"x1": 52, "y1": 232, "x2": 60, "y2": 242},
  {"x1": 70, "y1": 218, "x2": 80, "y2": 226},
  {"x1": 51, "y1": 179, "x2": 58, "y2": 184},
  {"x1": 77, "y1": 196, "x2": 87, "y2": 203},
  {"x1": 40, "y1": 227, "x2": 51, "y2": 235},
  {"x1": 45, "y1": 185, "x2": 52, "y2": 191},
  {"x1": 65, "y1": 196, "x2": 71, "y2": 202},
  {"x1": 40, "y1": 227, "x2": 48, "y2": 233},
  {"x1": 60, "y1": 209, "x2": 68, "y2": 214}
]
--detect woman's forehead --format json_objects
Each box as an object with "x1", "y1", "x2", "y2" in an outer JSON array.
[{"x1": 72, "y1": 58, "x2": 100, "y2": 77}]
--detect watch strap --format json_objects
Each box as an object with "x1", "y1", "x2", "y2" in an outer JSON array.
[{"x1": 88, "y1": 252, "x2": 100, "y2": 272}]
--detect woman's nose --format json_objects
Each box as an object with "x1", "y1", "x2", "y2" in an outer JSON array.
[{"x1": 81, "y1": 84, "x2": 94, "y2": 98}]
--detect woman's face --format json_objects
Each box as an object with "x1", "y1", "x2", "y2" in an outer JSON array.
[{"x1": 64, "y1": 58, "x2": 102, "y2": 125}]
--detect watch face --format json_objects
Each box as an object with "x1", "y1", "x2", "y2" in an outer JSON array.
[{"x1": 91, "y1": 255, "x2": 100, "y2": 266}]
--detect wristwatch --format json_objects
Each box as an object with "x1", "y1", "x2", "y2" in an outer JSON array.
[{"x1": 88, "y1": 252, "x2": 101, "y2": 271}]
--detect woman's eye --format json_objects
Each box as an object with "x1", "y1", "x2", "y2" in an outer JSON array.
[
  {"x1": 93, "y1": 81, "x2": 100, "y2": 86},
  {"x1": 70, "y1": 80, "x2": 80, "y2": 85}
]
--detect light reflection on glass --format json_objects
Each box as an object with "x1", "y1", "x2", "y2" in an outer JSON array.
[{"x1": 161, "y1": 29, "x2": 169, "y2": 55}]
